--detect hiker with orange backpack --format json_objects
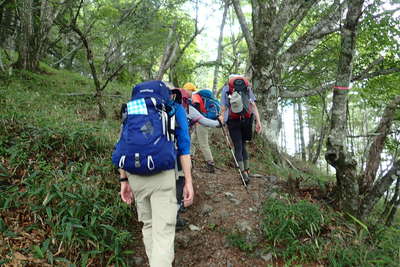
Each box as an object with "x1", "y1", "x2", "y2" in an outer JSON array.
[
  {"x1": 170, "y1": 87, "x2": 222, "y2": 230},
  {"x1": 218, "y1": 75, "x2": 262, "y2": 184},
  {"x1": 182, "y1": 82, "x2": 220, "y2": 173}
]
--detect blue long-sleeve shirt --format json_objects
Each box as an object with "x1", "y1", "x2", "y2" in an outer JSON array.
[{"x1": 174, "y1": 103, "x2": 191, "y2": 156}]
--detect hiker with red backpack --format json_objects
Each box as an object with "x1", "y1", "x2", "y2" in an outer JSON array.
[
  {"x1": 112, "y1": 80, "x2": 194, "y2": 267},
  {"x1": 183, "y1": 82, "x2": 221, "y2": 173},
  {"x1": 218, "y1": 75, "x2": 262, "y2": 184}
]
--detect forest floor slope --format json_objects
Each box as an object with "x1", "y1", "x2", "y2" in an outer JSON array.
[{"x1": 130, "y1": 159, "x2": 281, "y2": 267}]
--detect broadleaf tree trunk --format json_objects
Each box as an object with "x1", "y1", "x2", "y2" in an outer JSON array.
[
  {"x1": 232, "y1": 0, "x2": 342, "y2": 145},
  {"x1": 15, "y1": 0, "x2": 66, "y2": 71},
  {"x1": 325, "y1": 0, "x2": 364, "y2": 215}
]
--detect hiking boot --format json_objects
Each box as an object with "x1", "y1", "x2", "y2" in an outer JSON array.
[
  {"x1": 206, "y1": 162, "x2": 215, "y2": 173},
  {"x1": 242, "y1": 171, "x2": 250, "y2": 185},
  {"x1": 176, "y1": 216, "x2": 188, "y2": 231}
]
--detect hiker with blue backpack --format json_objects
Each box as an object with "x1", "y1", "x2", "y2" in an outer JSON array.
[
  {"x1": 112, "y1": 80, "x2": 194, "y2": 267},
  {"x1": 218, "y1": 75, "x2": 262, "y2": 184},
  {"x1": 183, "y1": 82, "x2": 221, "y2": 173}
]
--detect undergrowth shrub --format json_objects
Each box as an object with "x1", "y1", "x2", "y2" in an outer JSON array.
[
  {"x1": 327, "y1": 224, "x2": 400, "y2": 267},
  {"x1": 261, "y1": 198, "x2": 327, "y2": 264},
  {"x1": 0, "y1": 117, "x2": 137, "y2": 265},
  {"x1": 0, "y1": 170, "x2": 135, "y2": 266},
  {"x1": 0, "y1": 117, "x2": 111, "y2": 172},
  {"x1": 226, "y1": 232, "x2": 255, "y2": 253},
  {"x1": 261, "y1": 197, "x2": 400, "y2": 266}
]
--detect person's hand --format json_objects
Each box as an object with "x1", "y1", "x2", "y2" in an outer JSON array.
[
  {"x1": 120, "y1": 182, "x2": 133, "y2": 204},
  {"x1": 183, "y1": 181, "x2": 194, "y2": 207},
  {"x1": 216, "y1": 117, "x2": 223, "y2": 128},
  {"x1": 218, "y1": 114, "x2": 224, "y2": 125},
  {"x1": 256, "y1": 120, "x2": 262, "y2": 134}
]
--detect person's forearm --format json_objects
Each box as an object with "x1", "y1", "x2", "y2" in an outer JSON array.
[
  {"x1": 252, "y1": 103, "x2": 261, "y2": 124},
  {"x1": 220, "y1": 106, "x2": 226, "y2": 116},
  {"x1": 188, "y1": 105, "x2": 220, "y2": 128},
  {"x1": 179, "y1": 154, "x2": 192, "y2": 184}
]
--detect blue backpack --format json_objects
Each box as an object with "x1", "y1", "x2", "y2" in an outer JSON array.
[
  {"x1": 195, "y1": 89, "x2": 220, "y2": 120},
  {"x1": 111, "y1": 80, "x2": 177, "y2": 175}
]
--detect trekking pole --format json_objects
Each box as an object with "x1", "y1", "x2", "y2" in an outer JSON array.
[{"x1": 220, "y1": 124, "x2": 249, "y2": 193}]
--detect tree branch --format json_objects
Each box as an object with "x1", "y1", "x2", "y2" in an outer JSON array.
[
  {"x1": 100, "y1": 64, "x2": 125, "y2": 92},
  {"x1": 347, "y1": 130, "x2": 400, "y2": 138},
  {"x1": 368, "y1": 7, "x2": 400, "y2": 21},
  {"x1": 353, "y1": 67, "x2": 400, "y2": 81},
  {"x1": 352, "y1": 56, "x2": 384, "y2": 79},
  {"x1": 360, "y1": 160, "x2": 400, "y2": 218},
  {"x1": 280, "y1": 81, "x2": 335, "y2": 98},
  {"x1": 221, "y1": 34, "x2": 243, "y2": 49},
  {"x1": 51, "y1": 43, "x2": 83, "y2": 66},
  {"x1": 281, "y1": 60, "x2": 400, "y2": 99},
  {"x1": 280, "y1": 0, "x2": 319, "y2": 45},
  {"x1": 231, "y1": 0, "x2": 255, "y2": 54},
  {"x1": 282, "y1": 0, "x2": 343, "y2": 63}
]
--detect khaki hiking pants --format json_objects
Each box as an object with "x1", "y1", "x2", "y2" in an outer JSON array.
[
  {"x1": 127, "y1": 169, "x2": 178, "y2": 267},
  {"x1": 191, "y1": 124, "x2": 213, "y2": 162}
]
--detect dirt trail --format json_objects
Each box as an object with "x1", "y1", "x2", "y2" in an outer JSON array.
[{"x1": 131, "y1": 161, "x2": 279, "y2": 267}]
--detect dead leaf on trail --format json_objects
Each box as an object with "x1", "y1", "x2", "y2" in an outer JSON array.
[{"x1": 13, "y1": 252, "x2": 28, "y2": 261}]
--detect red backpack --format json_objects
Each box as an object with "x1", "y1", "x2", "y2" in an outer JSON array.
[{"x1": 227, "y1": 76, "x2": 252, "y2": 119}]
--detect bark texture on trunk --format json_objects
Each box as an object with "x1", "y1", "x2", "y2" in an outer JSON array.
[
  {"x1": 360, "y1": 95, "x2": 400, "y2": 194},
  {"x1": 298, "y1": 103, "x2": 307, "y2": 161},
  {"x1": 357, "y1": 95, "x2": 400, "y2": 218},
  {"x1": 0, "y1": 0, "x2": 17, "y2": 49},
  {"x1": 325, "y1": 0, "x2": 364, "y2": 214},
  {"x1": 15, "y1": 0, "x2": 65, "y2": 71}
]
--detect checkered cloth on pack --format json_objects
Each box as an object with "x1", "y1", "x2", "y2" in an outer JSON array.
[{"x1": 127, "y1": 98, "x2": 148, "y2": 115}]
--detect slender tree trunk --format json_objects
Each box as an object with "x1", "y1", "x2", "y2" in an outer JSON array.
[
  {"x1": 360, "y1": 95, "x2": 400, "y2": 195},
  {"x1": 298, "y1": 103, "x2": 307, "y2": 161},
  {"x1": 156, "y1": 23, "x2": 178, "y2": 80},
  {"x1": 307, "y1": 131, "x2": 316, "y2": 161},
  {"x1": 358, "y1": 96, "x2": 400, "y2": 218},
  {"x1": 280, "y1": 106, "x2": 288, "y2": 152},
  {"x1": 382, "y1": 177, "x2": 400, "y2": 226},
  {"x1": 212, "y1": 0, "x2": 228, "y2": 93},
  {"x1": 325, "y1": 0, "x2": 364, "y2": 214},
  {"x1": 69, "y1": 2, "x2": 108, "y2": 119},
  {"x1": 312, "y1": 122, "x2": 328, "y2": 164},
  {"x1": 293, "y1": 104, "x2": 298, "y2": 154},
  {"x1": 360, "y1": 102, "x2": 369, "y2": 170}
]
